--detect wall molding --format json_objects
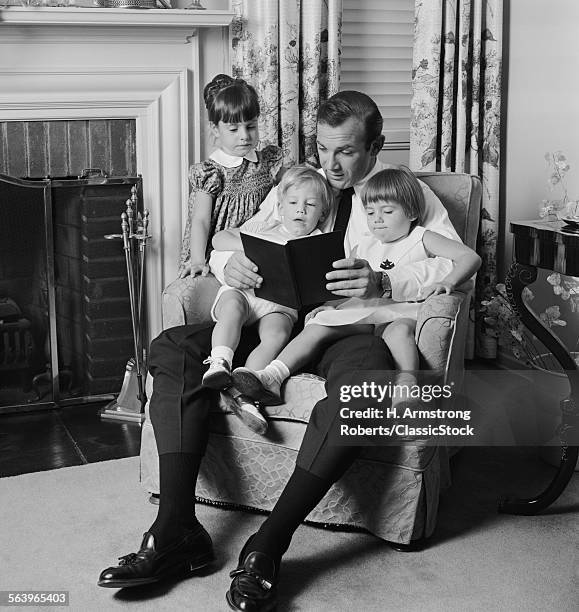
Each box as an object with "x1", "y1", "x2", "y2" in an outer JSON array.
[
  {"x1": 0, "y1": 6, "x2": 234, "y2": 25},
  {"x1": 0, "y1": 64, "x2": 191, "y2": 339}
]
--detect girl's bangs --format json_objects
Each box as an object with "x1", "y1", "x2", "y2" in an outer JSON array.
[{"x1": 213, "y1": 89, "x2": 260, "y2": 124}]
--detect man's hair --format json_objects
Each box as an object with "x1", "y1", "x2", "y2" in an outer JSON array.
[
  {"x1": 278, "y1": 165, "x2": 334, "y2": 220},
  {"x1": 361, "y1": 166, "x2": 425, "y2": 226},
  {"x1": 317, "y1": 91, "x2": 383, "y2": 149}
]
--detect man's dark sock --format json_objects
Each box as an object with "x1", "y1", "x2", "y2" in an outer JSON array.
[
  {"x1": 245, "y1": 466, "x2": 333, "y2": 565},
  {"x1": 148, "y1": 452, "x2": 202, "y2": 548}
]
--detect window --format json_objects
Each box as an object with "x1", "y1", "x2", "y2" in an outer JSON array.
[{"x1": 340, "y1": 0, "x2": 414, "y2": 149}]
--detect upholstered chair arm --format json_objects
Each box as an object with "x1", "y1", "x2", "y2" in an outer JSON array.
[
  {"x1": 161, "y1": 274, "x2": 220, "y2": 329},
  {"x1": 415, "y1": 291, "x2": 471, "y2": 384}
]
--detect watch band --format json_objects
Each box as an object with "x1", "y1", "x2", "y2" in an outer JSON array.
[{"x1": 381, "y1": 271, "x2": 392, "y2": 298}]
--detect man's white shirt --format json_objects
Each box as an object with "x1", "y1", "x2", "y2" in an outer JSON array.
[{"x1": 209, "y1": 160, "x2": 460, "y2": 301}]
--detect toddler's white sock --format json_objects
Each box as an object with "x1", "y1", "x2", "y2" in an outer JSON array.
[
  {"x1": 211, "y1": 345, "x2": 234, "y2": 367},
  {"x1": 259, "y1": 359, "x2": 291, "y2": 386}
]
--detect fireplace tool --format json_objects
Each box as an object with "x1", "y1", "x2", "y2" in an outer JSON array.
[{"x1": 101, "y1": 186, "x2": 151, "y2": 423}]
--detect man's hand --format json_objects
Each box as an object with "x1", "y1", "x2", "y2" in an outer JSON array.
[
  {"x1": 419, "y1": 282, "x2": 455, "y2": 299},
  {"x1": 223, "y1": 251, "x2": 263, "y2": 290},
  {"x1": 325, "y1": 257, "x2": 382, "y2": 299}
]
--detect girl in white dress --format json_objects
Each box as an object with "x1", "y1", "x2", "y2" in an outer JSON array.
[{"x1": 231, "y1": 166, "x2": 481, "y2": 409}]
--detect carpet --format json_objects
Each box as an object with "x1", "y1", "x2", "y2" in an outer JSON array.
[{"x1": 0, "y1": 450, "x2": 577, "y2": 612}]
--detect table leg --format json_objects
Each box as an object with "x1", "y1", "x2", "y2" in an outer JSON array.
[{"x1": 498, "y1": 262, "x2": 579, "y2": 515}]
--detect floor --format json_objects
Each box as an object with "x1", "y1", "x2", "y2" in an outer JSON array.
[
  {"x1": 0, "y1": 357, "x2": 571, "y2": 479},
  {"x1": 0, "y1": 401, "x2": 142, "y2": 478}
]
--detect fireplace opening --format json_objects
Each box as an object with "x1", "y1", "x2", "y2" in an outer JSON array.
[
  {"x1": 0, "y1": 118, "x2": 143, "y2": 411},
  {"x1": 0, "y1": 178, "x2": 48, "y2": 407},
  {"x1": 0, "y1": 173, "x2": 145, "y2": 411}
]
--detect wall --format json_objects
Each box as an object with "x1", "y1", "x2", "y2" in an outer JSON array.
[
  {"x1": 504, "y1": 0, "x2": 579, "y2": 267},
  {"x1": 504, "y1": 0, "x2": 579, "y2": 352}
]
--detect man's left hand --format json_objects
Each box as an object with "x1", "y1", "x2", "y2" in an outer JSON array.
[{"x1": 325, "y1": 257, "x2": 382, "y2": 299}]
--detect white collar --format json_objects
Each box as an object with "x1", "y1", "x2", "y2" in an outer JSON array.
[{"x1": 209, "y1": 148, "x2": 258, "y2": 168}]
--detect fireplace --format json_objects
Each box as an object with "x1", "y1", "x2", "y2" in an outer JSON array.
[
  {"x1": 0, "y1": 5, "x2": 234, "y2": 337},
  {"x1": 0, "y1": 173, "x2": 144, "y2": 410},
  {"x1": 0, "y1": 5, "x2": 234, "y2": 411}
]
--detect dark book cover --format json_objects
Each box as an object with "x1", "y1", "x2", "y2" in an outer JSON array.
[{"x1": 240, "y1": 230, "x2": 345, "y2": 310}]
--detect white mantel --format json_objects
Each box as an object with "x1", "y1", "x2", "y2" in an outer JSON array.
[
  {"x1": 0, "y1": 6, "x2": 234, "y2": 338},
  {"x1": 0, "y1": 6, "x2": 234, "y2": 28}
]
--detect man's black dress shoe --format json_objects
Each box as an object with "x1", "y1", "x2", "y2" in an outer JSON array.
[
  {"x1": 226, "y1": 548, "x2": 278, "y2": 612},
  {"x1": 97, "y1": 523, "x2": 214, "y2": 588}
]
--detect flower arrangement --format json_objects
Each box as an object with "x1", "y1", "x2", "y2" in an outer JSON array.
[
  {"x1": 539, "y1": 151, "x2": 579, "y2": 219},
  {"x1": 479, "y1": 280, "x2": 579, "y2": 369}
]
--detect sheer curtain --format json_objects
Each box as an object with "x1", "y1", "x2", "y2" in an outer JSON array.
[
  {"x1": 230, "y1": 0, "x2": 342, "y2": 166},
  {"x1": 410, "y1": 0, "x2": 503, "y2": 357}
]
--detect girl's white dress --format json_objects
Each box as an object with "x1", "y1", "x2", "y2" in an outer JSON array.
[{"x1": 308, "y1": 226, "x2": 431, "y2": 327}]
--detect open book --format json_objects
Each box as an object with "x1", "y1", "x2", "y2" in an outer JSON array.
[{"x1": 240, "y1": 230, "x2": 345, "y2": 310}]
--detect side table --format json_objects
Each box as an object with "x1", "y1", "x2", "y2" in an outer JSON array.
[{"x1": 500, "y1": 219, "x2": 579, "y2": 515}]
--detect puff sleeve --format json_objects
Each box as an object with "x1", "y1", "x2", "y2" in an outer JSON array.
[{"x1": 189, "y1": 160, "x2": 224, "y2": 197}]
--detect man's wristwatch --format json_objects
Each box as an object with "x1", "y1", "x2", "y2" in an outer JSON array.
[{"x1": 380, "y1": 271, "x2": 392, "y2": 298}]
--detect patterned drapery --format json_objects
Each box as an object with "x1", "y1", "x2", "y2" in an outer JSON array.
[
  {"x1": 230, "y1": 0, "x2": 342, "y2": 166},
  {"x1": 410, "y1": 0, "x2": 503, "y2": 358}
]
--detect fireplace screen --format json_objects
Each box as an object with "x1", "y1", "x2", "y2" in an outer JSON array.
[{"x1": 0, "y1": 173, "x2": 143, "y2": 411}]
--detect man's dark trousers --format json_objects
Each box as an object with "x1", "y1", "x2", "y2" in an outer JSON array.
[{"x1": 148, "y1": 322, "x2": 393, "y2": 481}]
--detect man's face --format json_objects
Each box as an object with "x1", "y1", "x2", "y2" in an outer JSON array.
[{"x1": 316, "y1": 117, "x2": 376, "y2": 190}]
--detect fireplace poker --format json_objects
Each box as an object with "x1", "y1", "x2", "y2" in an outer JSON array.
[
  {"x1": 121, "y1": 211, "x2": 145, "y2": 410},
  {"x1": 126, "y1": 189, "x2": 136, "y2": 236},
  {"x1": 128, "y1": 186, "x2": 142, "y2": 339},
  {"x1": 126, "y1": 194, "x2": 138, "y2": 309},
  {"x1": 137, "y1": 209, "x2": 150, "y2": 355}
]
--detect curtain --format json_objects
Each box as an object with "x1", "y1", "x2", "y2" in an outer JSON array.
[
  {"x1": 410, "y1": 0, "x2": 503, "y2": 358},
  {"x1": 230, "y1": 0, "x2": 342, "y2": 166}
]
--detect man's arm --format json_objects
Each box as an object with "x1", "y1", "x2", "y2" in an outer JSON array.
[{"x1": 209, "y1": 194, "x2": 281, "y2": 289}]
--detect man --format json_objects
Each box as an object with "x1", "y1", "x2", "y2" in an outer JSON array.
[{"x1": 98, "y1": 92, "x2": 459, "y2": 611}]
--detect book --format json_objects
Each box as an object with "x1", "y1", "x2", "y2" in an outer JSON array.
[{"x1": 240, "y1": 230, "x2": 345, "y2": 310}]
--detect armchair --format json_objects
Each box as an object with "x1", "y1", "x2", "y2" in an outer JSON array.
[{"x1": 139, "y1": 172, "x2": 482, "y2": 545}]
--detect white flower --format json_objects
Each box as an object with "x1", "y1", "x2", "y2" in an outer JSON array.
[
  {"x1": 522, "y1": 287, "x2": 534, "y2": 303},
  {"x1": 539, "y1": 305, "x2": 567, "y2": 328}
]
